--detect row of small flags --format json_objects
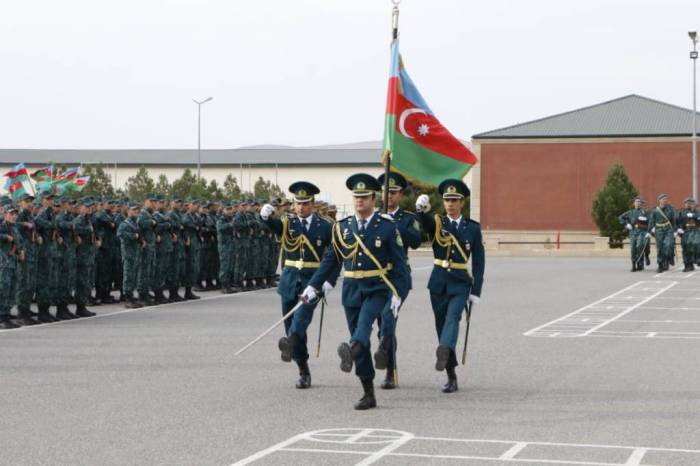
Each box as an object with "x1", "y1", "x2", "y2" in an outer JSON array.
[{"x1": 2, "y1": 163, "x2": 90, "y2": 200}]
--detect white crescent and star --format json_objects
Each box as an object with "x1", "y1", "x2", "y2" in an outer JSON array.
[{"x1": 398, "y1": 107, "x2": 430, "y2": 139}]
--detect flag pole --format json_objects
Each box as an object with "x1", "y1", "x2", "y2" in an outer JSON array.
[{"x1": 382, "y1": 1, "x2": 400, "y2": 214}]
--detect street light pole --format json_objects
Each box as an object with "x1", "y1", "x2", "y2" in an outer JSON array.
[
  {"x1": 690, "y1": 32, "x2": 698, "y2": 200},
  {"x1": 193, "y1": 97, "x2": 213, "y2": 180}
]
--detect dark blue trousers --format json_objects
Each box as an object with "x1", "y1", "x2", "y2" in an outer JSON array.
[{"x1": 430, "y1": 288, "x2": 469, "y2": 370}]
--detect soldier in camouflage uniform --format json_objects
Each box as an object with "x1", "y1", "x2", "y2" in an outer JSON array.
[
  {"x1": 72, "y1": 197, "x2": 97, "y2": 317},
  {"x1": 34, "y1": 189, "x2": 59, "y2": 322},
  {"x1": 14, "y1": 193, "x2": 40, "y2": 325},
  {"x1": 94, "y1": 198, "x2": 118, "y2": 304},
  {"x1": 55, "y1": 197, "x2": 79, "y2": 320},
  {"x1": 217, "y1": 203, "x2": 237, "y2": 293},
  {"x1": 152, "y1": 195, "x2": 173, "y2": 304},
  {"x1": 182, "y1": 199, "x2": 202, "y2": 300},
  {"x1": 166, "y1": 199, "x2": 185, "y2": 302},
  {"x1": 117, "y1": 203, "x2": 143, "y2": 309},
  {"x1": 137, "y1": 193, "x2": 157, "y2": 305},
  {"x1": 112, "y1": 199, "x2": 127, "y2": 301},
  {"x1": 0, "y1": 203, "x2": 21, "y2": 329}
]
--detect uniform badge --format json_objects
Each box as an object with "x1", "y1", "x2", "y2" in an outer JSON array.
[
  {"x1": 396, "y1": 233, "x2": 403, "y2": 247},
  {"x1": 316, "y1": 239, "x2": 322, "y2": 246},
  {"x1": 375, "y1": 238, "x2": 382, "y2": 247},
  {"x1": 465, "y1": 242, "x2": 471, "y2": 251}
]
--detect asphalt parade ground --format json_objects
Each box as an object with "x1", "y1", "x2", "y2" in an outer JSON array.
[{"x1": 3, "y1": 255, "x2": 700, "y2": 466}]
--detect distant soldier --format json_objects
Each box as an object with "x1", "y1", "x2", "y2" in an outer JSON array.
[
  {"x1": 118, "y1": 203, "x2": 144, "y2": 308},
  {"x1": 649, "y1": 193, "x2": 676, "y2": 273},
  {"x1": 217, "y1": 203, "x2": 236, "y2": 293},
  {"x1": 415, "y1": 179, "x2": 485, "y2": 394},
  {"x1": 376, "y1": 171, "x2": 422, "y2": 389},
  {"x1": 137, "y1": 193, "x2": 158, "y2": 304},
  {"x1": 166, "y1": 199, "x2": 185, "y2": 301},
  {"x1": 153, "y1": 195, "x2": 173, "y2": 304},
  {"x1": 327, "y1": 205, "x2": 338, "y2": 222},
  {"x1": 14, "y1": 193, "x2": 40, "y2": 325},
  {"x1": 112, "y1": 199, "x2": 127, "y2": 301},
  {"x1": 232, "y1": 201, "x2": 249, "y2": 290},
  {"x1": 55, "y1": 197, "x2": 79, "y2": 320},
  {"x1": 182, "y1": 199, "x2": 202, "y2": 300},
  {"x1": 303, "y1": 174, "x2": 409, "y2": 410},
  {"x1": 618, "y1": 197, "x2": 650, "y2": 272},
  {"x1": 72, "y1": 197, "x2": 97, "y2": 317},
  {"x1": 261, "y1": 182, "x2": 335, "y2": 389},
  {"x1": 676, "y1": 197, "x2": 700, "y2": 272},
  {"x1": 34, "y1": 188, "x2": 59, "y2": 322},
  {"x1": 641, "y1": 199, "x2": 652, "y2": 267},
  {"x1": 94, "y1": 198, "x2": 118, "y2": 304},
  {"x1": 0, "y1": 203, "x2": 20, "y2": 329}
]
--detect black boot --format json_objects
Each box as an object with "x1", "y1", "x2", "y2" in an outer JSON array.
[
  {"x1": 101, "y1": 291, "x2": 116, "y2": 305},
  {"x1": 354, "y1": 378, "x2": 377, "y2": 410},
  {"x1": 17, "y1": 309, "x2": 40, "y2": 326},
  {"x1": 0, "y1": 316, "x2": 20, "y2": 329},
  {"x1": 193, "y1": 282, "x2": 206, "y2": 292},
  {"x1": 75, "y1": 304, "x2": 96, "y2": 317},
  {"x1": 373, "y1": 337, "x2": 390, "y2": 370},
  {"x1": 55, "y1": 303, "x2": 78, "y2": 320},
  {"x1": 435, "y1": 344, "x2": 450, "y2": 371},
  {"x1": 380, "y1": 368, "x2": 396, "y2": 390},
  {"x1": 645, "y1": 254, "x2": 651, "y2": 266},
  {"x1": 630, "y1": 262, "x2": 638, "y2": 272},
  {"x1": 296, "y1": 360, "x2": 311, "y2": 389},
  {"x1": 442, "y1": 367, "x2": 459, "y2": 393},
  {"x1": 125, "y1": 293, "x2": 143, "y2": 309},
  {"x1": 337, "y1": 341, "x2": 362, "y2": 373},
  {"x1": 656, "y1": 264, "x2": 664, "y2": 273},
  {"x1": 155, "y1": 290, "x2": 169, "y2": 304},
  {"x1": 169, "y1": 288, "x2": 184, "y2": 302},
  {"x1": 278, "y1": 334, "x2": 299, "y2": 363},
  {"x1": 139, "y1": 292, "x2": 152, "y2": 306},
  {"x1": 184, "y1": 287, "x2": 200, "y2": 300},
  {"x1": 37, "y1": 304, "x2": 57, "y2": 323}
]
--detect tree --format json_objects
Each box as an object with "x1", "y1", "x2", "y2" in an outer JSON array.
[
  {"x1": 592, "y1": 162, "x2": 639, "y2": 248},
  {"x1": 223, "y1": 174, "x2": 242, "y2": 200},
  {"x1": 154, "y1": 174, "x2": 172, "y2": 197},
  {"x1": 253, "y1": 176, "x2": 284, "y2": 200},
  {"x1": 207, "y1": 180, "x2": 225, "y2": 200},
  {"x1": 124, "y1": 166, "x2": 155, "y2": 202},
  {"x1": 80, "y1": 164, "x2": 115, "y2": 198},
  {"x1": 171, "y1": 169, "x2": 209, "y2": 200}
]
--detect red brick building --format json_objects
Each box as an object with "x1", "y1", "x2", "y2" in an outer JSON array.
[{"x1": 471, "y1": 95, "x2": 699, "y2": 232}]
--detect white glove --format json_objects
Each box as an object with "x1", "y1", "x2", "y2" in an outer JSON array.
[
  {"x1": 677, "y1": 228, "x2": 684, "y2": 235},
  {"x1": 651, "y1": 227, "x2": 656, "y2": 234},
  {"x1": 415, "y1": 194, "x2": 430, "y2": 213},
  {"x1": 260, "y1": 203, "x2": 274, "y2": 220},
  {"x1": 645, "y1": 232, "x2": 651, "y2": 239},
  {"x1": 468, "y1": 294, "x2": 480, "y2": 305},
  {"x1": 390, "y1": 295, "x2": 402, "y2": 317},
  {"x1": 300, "y1": 285, "x2": 317, "y2": 303},
  {"x1": 625, "y1": 224, "x2": 632, "y2": 231},
  {"x1": 321, "y1": 281, "x2": 334, "y2": 296}
]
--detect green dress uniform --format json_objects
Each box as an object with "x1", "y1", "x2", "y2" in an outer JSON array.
[
  {"x1": 618, "y1": 200, "x2": 650, "y2": 271},
  {"x1": 676, "y1": 198, "x2": 700, "y2": 272},
  {"x1": 649, "y1": 194, "x2": 677, "y2": 273}
]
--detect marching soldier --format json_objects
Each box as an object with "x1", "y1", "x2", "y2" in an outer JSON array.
[
  {"x1": 676, "y1": 197, "x2": 700, "y2": 272},
  {"x1": 303, "y1": 174, "x2": 409, "y2": 410},
  {"x1": 415, "y1": 179, "x2": 485, "y2": 394},
  {"x1": 117, "y1": 203, "x2": 144, "y2": 308},
  {"x1": 618, "y1": 197, "x2": 650, "y2": 272},
  {"x1": 649, "y1": 193, "x2": 676, "y2": 273},
  {"x1": 260, "y1": 182, "x2": 335, "y2": 389},
  {"x1": 0, "y1": 203, "x2": 20, "y2": 329},
  {"x1": 375, "y1": 171, "x2": 422, "y2": 389}
]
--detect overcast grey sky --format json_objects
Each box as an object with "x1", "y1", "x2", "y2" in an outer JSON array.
[{"x1": 0, "y1": 0, "x2": 698, "y2": 149}]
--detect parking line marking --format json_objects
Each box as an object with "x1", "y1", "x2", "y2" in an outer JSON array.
[{"x1": 499, "y1": 442, "x2": 528, "y2": 460}]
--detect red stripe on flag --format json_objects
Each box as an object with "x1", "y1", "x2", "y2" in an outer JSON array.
[{"x1": 393, "y1": 93, "x2": 477, "y2": 165}]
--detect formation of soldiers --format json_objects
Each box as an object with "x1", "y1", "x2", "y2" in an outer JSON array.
[
  {"x1": 0, "y1": 189, "x2": 341, "y2": 329},
  {"x1": 619, "y1": 194, "x2": 700, "y2": 273},
  {"x1": 258, "y1": 172, "x2": 484, "y2": 410}
]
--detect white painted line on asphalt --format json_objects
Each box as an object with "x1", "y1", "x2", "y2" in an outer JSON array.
[
  {"x1": 232, "y1": 429, "x2": 700, "y2": 465},
  {"x1": 0, "y1": 288, "x2": 270, "y2": 335},
  {"x1": 638, "y1": 306, "x2": 700, "y2": 310},
  {"x1": 581, "y1": 282, "x2": 677, "y2": 336},
  {"x1": 523, "y1": 282, "x2": 646, "y2": 337}
]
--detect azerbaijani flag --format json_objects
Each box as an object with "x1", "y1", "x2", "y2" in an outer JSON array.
[
  {"x1": 383, "y1": 40, "x2": 477, "y2": 186},
  {"x1": 8, "y1": 179, "x2": 27, "y2": 201},
  {"x1": 3, "y1": 162, "x2": 30, "y2": 193},
  {"x1": 31, "y1": 164, "x2": 54, "y2": 183},
  {"x1": 55, "y1": 166, "x2": 80, "y2": 180},
  {"x1": 59, "y1": 176, "x2": 90, "y2": 192}
]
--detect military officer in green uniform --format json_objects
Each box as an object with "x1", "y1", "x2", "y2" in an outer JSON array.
[
  {"x1": 618, "y1": 197, "x2": 650, "y2": 272},
  {"x1": 676, "y1": 197, "x2": 700, "y2": 272},
  {"x1": 415, "y1": 179, "x2": 485, "y2": 394},
  {"x1": 14, "y1": 193, "x2": 40, "y2": 325},
  {"x1": 55, "y1": 198, "x2": 79, "y2": 320},
  {"x1": 72, "y1": 197, "x2": 97, "y2": 317},
  {"x1": 649, "y1": 193, "x2": 677, "y2": 273},
  {"x1": 152, "y1": 194, "x2": 173, "y2": 304},
  {"x1": 182, "y1": 199, "x2": 202, "y2": 300},
  {"x1": 34, "y1": 188, "x2": 60, "y2": 322},
  {"x1": 217, "y1": 203, "x2": 237, "y2": 293},
  {"x1": 167, "y1": 199, "x2": 185, "y2": 301},
  {"x1": 93, "y1": 198, "x2": 118, "y2": 304}
]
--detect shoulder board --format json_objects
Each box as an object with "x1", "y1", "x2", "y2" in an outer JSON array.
[
  {"x1": 467, "y1": 218, "x2": 481, "y2": 226},
  {"x1": 402, "y1": 210, "x2": 417, "y2": 218},
  {"x1": 339, "y1": 215, "x2": 353, "y2": 223},
  {"x1": 318, "y1": 215, "x2": 334, "y2": 224},
  {"x1": 379, "y1": 213, "x2": 394, "y2": 222}
]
